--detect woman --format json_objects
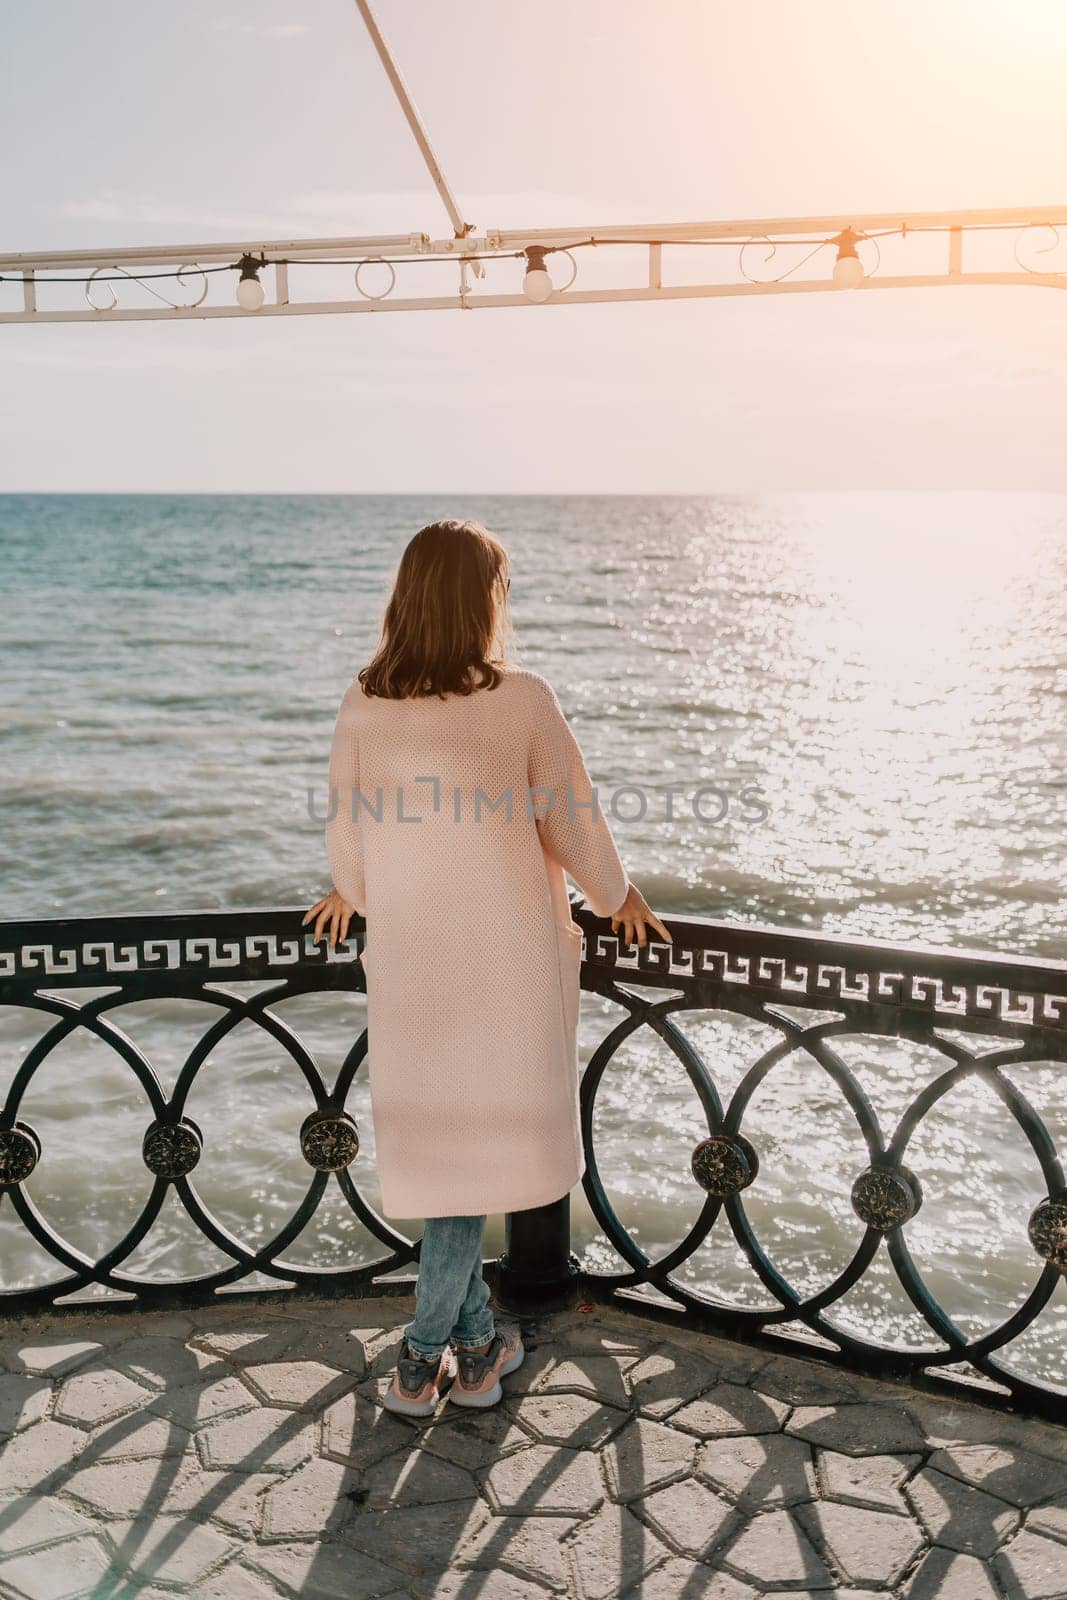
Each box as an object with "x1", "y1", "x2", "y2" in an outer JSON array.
[{"x1": 304, "y1": 519, "x2": 670, "y2": 1418}]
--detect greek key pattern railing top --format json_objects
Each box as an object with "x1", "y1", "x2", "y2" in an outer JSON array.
[
  {"x1": 0, "y1": 914, "x2": 363, "y2": 990},
  {"x1": 3, "y1": 907, "x2": 1065, "y2": 1036}
]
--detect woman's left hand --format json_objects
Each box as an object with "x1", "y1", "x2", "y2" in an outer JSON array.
[{"x1": 303, "y1": 889, "x2": 357, "y2": 950}]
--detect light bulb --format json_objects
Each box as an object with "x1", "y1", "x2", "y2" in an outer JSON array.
[
  {"x1": 832, "y1": 231, "x2": 865, "y2": 289},
  {"x1": 522, "y1": 268, "x2": 553, "y2": 303},
  {"x1": 833, "y1": 253, "x2": 865, "y2": 289},
  {"x1": 236, "y1": 274, "x2": 265, "y2": 311},
  {"x1": 522, "y1": 246, "x2": 554, "y2": 303},
  {"x1": 235, "y1": 254, "x2": 266, "y2": 310}
]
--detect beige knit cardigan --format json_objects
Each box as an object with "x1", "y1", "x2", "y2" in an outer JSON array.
[{"x1": 325, "y1": 663, "x2": 629, "y2": 1218}]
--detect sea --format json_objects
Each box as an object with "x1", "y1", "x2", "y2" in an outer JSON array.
[{"x1": 1, "y1": 491, "x2": 1065, "y2": 1386}]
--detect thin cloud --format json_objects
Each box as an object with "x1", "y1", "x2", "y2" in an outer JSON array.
[
  {"x1": 51, "y1": 187, "x2": 592, "y2": 238},
  {"x1": 0, "y1": 341, "x2": 241, "y2": 375},
  {"x1": 55, "y1": 194, "x2": 289, "y2": 233},
  {"x1": 210, "y1": 18, "x2": 308, "y2": 39}
]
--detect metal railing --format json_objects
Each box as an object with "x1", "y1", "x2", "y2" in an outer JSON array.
[{"x1": 1, "y1": 905, "x2": 1065, "y2": 1420}]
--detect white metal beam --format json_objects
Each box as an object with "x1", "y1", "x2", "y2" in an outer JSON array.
[
  {"x1": 2, "y1": 270, "x2": 1064, "y2": 327},
  {"x1": 4, "y1": 205, "x2": 1066, "y2": 273},
  {"x1": 2, "y1": 205, "x2": 1065, "y2": 325},
  {"x1": 0, "y1": 234, "x2": 434, "y2": 272},
  {"x1": 485, "y1": 205, "x2": 1067, "y2": 248}
]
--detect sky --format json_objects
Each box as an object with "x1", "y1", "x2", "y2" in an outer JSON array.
[{"x1": 2, "y1": 0, "x2": 1067, "y2": 492}]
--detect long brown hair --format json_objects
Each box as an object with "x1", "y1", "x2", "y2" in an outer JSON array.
[{"x1": 359, "y1": 519, "x2": 512, "y2": 699}]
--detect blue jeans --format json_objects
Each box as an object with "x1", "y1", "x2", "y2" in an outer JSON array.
[{"x1": 402, "y1": 1213, "x2": 495, "y2": 1361}]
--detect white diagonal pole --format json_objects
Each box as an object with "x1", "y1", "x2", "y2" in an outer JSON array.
[{"x1": 352, "y1": 0, "x2": 472, "y2": 239}]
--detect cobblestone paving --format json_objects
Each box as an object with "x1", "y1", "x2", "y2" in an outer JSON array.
[{"x1": 0, "y1": 1293, "x2": 1065, "y2": 1597}]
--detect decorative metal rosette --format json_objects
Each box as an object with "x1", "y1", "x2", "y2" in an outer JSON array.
[
  {"x1": 1028, "y1": 1190, "x2": 1067, "y2": 1272},
  {"x1": 300, "y1": 1107, "x2": 360, "y2": 1172},
  {"x1": 851, "y1": 1163, "x2": 923, "y2": 1230},
  {"x1": 691, "y1": 1132, "x2": 759, "y2": 1198},
  {"x1": 0, "y1": 1122, "x2": 41, "y2": 1187},
  {"x1": 142, "y1": 1118, "x2": 203, "y2": 1178}
]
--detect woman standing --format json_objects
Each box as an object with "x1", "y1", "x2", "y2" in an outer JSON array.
[{"x1": 305, "y1": 519, "x2": 669, "y2": 1417}]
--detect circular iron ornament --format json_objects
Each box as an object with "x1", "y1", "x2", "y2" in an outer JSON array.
[
  {"x1": 552, "y1": 248, "x2": 579, "y2": 293},
  {"x1": 85, "y1": 266, "x2": 121, "y2": 313},
  {"x1": 1013, "y1": 223, "x2": 1066, "y2": 277},
  {"x1": 1028, "y1": 1190, "x2": 1067, "y2": 1272},
  {"x1": 851, "y1": 1163, "x2": 924, "y2": 1231},
  {"x1": 174, "y1": 263, "x2": 211, "y2": 308},
  {"x1": 0, "y1": 1122, "x2": 41, "y2": 1187},
  {"x1": 142, "y1": 1118, "x2": 203, "y2": 1178},
  {"x1": 691, "y1": 1132, "x2": 759, "y2": 1198},
  {"x1": 300, "y1": 1108, "x2": 360, "y2": 1172},
  {"x1": 353, "y1": 258, "x2": 397, "y2": 301}
]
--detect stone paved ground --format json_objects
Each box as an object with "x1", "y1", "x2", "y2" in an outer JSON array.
[{"x1": 0, "y1": 1292, "x2": 1065, "y2": 1599}]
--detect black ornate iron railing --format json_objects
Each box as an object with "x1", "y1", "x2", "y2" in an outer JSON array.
[
  {"x1": 1, "y1": 904, "x2": 1065, "y2": 1420},
  {"x1": 569, "y1": 899, "x2": 1067, "y2": 1423}
]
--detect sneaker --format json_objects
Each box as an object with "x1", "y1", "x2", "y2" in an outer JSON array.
[
  {"x1": 449, "y1": 1323, "x2": 525, "y2": 1409},
  {"x1": 382, "y1": 1338, "x2": 458, "y2": 1418}
]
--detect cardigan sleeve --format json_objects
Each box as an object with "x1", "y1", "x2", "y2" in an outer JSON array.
[
  {"x1": 526, "y1": 674, "x2": 630, "y2": 919},
  {"x1": 325, "y1": 680, "x2": 367, "y2": 915}
]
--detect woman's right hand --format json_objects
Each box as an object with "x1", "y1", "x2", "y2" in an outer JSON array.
[{"x1": 610, "y1": 882, "x2": 672, "y2": 950}]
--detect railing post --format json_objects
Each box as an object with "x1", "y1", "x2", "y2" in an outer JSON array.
[{"x1": 494, "y1": 1195, "x2": 580, "y2": 1314}]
